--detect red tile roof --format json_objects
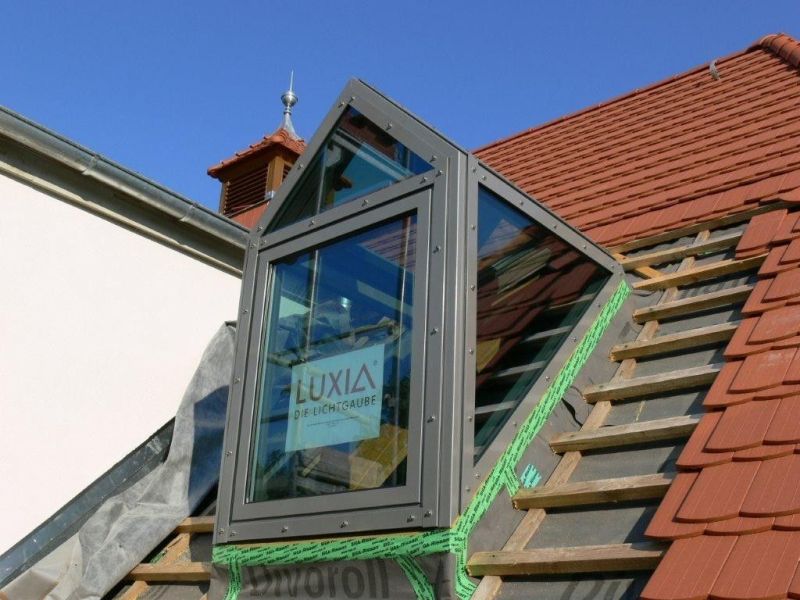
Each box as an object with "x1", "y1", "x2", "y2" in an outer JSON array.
[
  {"x1": 642, "y1": 207, "x2": 800, "y2": 600},
  {"x1": 207, "y1": 127, "x2": 305, "y2": 178},
  {"x1": 475, "y1": 33, "x2": 800, "y2": 248},
  {"x1": 475, "y1": 32, "x2": 800, "y2": 599}
]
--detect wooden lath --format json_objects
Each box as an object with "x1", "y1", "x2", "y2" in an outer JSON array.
[
  {"x1": 610, "y1": 322, "x2": 739, "y2": 361},
  {"x1": 126, "y1": 562, "x2": 212, "y2": 583},
  {"x1": 122, "y1": 517, "x2": 215, "y2": 597},
  {"x1": 632, "y1": 284, "x2": 753, "y2": 324},
  {"x1": 582, "y1": 363, "x2": 722, "y2": 404},
  {"x1": 467, "y1": 543, "x2": 666, "y2": 577},
  {"x1": 619, "y1": 231, "x2": 742, "y2": 270},
  {"x1": 549, "y1": 414, "x2": 701, "y2": 453},
  {"x1": 512, "y1": 473, "x2": 673, "y2": 510},
  {"x1": 632, "y1": 255, "x2": 765, "y2": 291},
  {"x1": 175, "y1": 516, "x2": 215, "y2": 534}
]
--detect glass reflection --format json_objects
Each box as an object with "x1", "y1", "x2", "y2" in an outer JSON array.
[
  {"x1": 270, "y1": 108, "x2": 431, "y2": 230},
  {"x1": 249, "y1": 214, "x2": 417, "y2": 502},
  {"x1": 474, "y1": 187, "x2": 609, "y2": 462}
]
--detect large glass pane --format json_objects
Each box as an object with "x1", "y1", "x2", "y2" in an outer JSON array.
[
  {"x1": 474, "y1": 187, "x2": 609, "y2": 463},
  {"x1": 269, "y1": 108, "x2": 431, "y2": 230},
  {"x1": 249, "y1": 214, "x2": 417, "y2": 502}
]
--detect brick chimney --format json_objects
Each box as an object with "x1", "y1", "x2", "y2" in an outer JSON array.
[{"x1": 208, "y1": 77, "x2": 305, "y2": 228}]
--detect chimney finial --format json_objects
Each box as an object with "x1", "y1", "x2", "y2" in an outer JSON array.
[{"x1": 280, "y1": 71, "x2": 300, "y2": 139}]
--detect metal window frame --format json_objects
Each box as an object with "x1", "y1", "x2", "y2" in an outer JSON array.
[
  {"x1": 216, "y1": 81, "x2": 465, "y2": 543},
  {"x1": 215, "y1": 79, "x2": 624, "y2": 545},
  {"x1": 235, "y1": 194, "x2": 434, "y2": 528}
]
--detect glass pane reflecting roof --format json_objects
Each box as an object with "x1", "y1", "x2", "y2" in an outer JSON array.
[
  {"x1": 474, "y1": 187, "x2": 610, "y2": 463},
  {"x1": 269, "y1": 108, "x2": 431, "y2": 231}
]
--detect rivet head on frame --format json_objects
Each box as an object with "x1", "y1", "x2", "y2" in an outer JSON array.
[
  {"x1": 433, "y1": 245, "x2": 441, "y2": 253},
  {"x1": 386, "y1": 122, "x2": 393, "y2": 130},
  {"x1": 467, "y1": 415, "x2": 473, "y2": 422},
  {"x1": 424, "y1": 510, "x2": 433, "y2": 518},
  {"x1": 218, "y1": 529, "x2": 225, "y2": 535},
  {"x1": 431, "y1": 155, "x2": 437, "y2": 162},
  {"x1": 465, "y1": 486, "x2": 471, "y2": 492},
  {"x1": 470, "y1": 224, "x2": 476, "y2": 230},
  {"x1": 242, "y1": 309, "x2": 248, "y2": 315},
  {"x1": 362, "y1": 199, "x2": 370, "y2": 206},
  {"x1": 436, "y1": 169, "x2": 443, "y2": 177},
  {"x1": 298, "y1": 163, "x2": 304, "y2": 169},
  {"x1": 480, "y1": 175, "x2": 486, "y2": 181},
  {"x1": 470, "y1": 284, "x2": 476, "y2": 291},
  {"x1": 474, "y1": 473, "x2": 480, "y2": 479},
  {"x1": 234, "y1": 377, "x2": 241, "y2": 383},
  {"x1": 281, "y1": 526, "x2": 289, "y2": 533},
  {"x1": 431, "y1": 327, "x2": 439, "y2": 335},
  {"x1": 340, "y1": 521, "x2": 349, "y2": 528},
  {"x1": 513, "y1": 422, "x2": 518, "y2": 427},
  {"x1": 427, "y1": 415, "x2": 436, "y2": 423},
  {"x1": 230, "y1": 531, "x2": 237, "y2": 537},
  {"x1": 249, "y1": 243, "x2": 255, "y2": 249},
  {"x1": 421, "y1": 176, "x2": 428, "y2": 183},
  {"x1": 225, "y1": 450, "x2": 232, "y2": 456},
  {"x1": 257, "y1": 226, "x2": 264, "y2": 232},
  {"x1": 468, "y1": 348, "x2": 474, "y2": 355},
  {"x1": 407, "y1": 515, "x2": 415, "y2": 522},
  {"x1": 309, "y1": 220, "x2": 315, "y2": 227}
]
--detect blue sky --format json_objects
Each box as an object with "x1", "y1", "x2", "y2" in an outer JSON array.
[{"x1": 3, "y1": 2, "x2": 798, "y2": 210}]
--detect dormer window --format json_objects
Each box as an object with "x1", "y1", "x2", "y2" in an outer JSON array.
[{"x1": 215, "y1": 80, "x2": 621, "y2": 543}]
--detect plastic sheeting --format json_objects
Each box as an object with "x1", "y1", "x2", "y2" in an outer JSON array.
[{"x1": 2, "y1": 323, "x2": 236, "y2": 600}]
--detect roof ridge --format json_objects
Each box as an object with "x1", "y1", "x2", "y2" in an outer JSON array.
[
  {"x1": 208, "y1": 126, "x2": 305, "y2": 177},
  {"x1": 475, "y1": 34, "x2": 795, "y2": 156},
  {"x1": 754, "y1": 32, "x2": 800, "y2": 69}
]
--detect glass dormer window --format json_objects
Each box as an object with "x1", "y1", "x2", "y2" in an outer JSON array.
[{"x1": 215, "y1": 80, "x2": 622, "y2": 544}]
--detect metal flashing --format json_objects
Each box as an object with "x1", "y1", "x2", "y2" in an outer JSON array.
[{"x1": 0, "y1": 105, "x2": 247, "y2": 251}]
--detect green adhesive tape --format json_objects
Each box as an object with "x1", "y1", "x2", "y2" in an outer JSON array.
[
  {"x1": 395, "y1": 556, "x2": 436, "y2": 600},
  {"x1": 213, "y1": 279, "x2": 629, "y2": 599}
]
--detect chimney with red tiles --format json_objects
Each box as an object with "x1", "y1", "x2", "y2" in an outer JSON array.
[{"x1": 208, "y1": 75, "x2": 306, "y2": 229}]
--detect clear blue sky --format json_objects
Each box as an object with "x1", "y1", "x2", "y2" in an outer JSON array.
[{"x1": 3, "y1": 1, "x2": 798, "y2": 210}]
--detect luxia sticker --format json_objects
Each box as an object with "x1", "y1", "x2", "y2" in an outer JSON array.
[{"x1": 285, "y1": 344, "x2": 384, "y2": 452}]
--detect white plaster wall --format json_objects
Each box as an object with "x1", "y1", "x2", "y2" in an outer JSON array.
[{"x1": 0, "y1": 173, "x2": 241, "y2": 554}]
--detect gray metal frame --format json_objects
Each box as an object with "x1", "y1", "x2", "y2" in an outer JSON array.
[{"x1": 215, "y1": 79, "x2": 624, "y2": 545}]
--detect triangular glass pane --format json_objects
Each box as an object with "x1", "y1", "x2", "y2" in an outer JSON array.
[{"x1": 269, "y1": 107, "x2": 432, "y2": 231}]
